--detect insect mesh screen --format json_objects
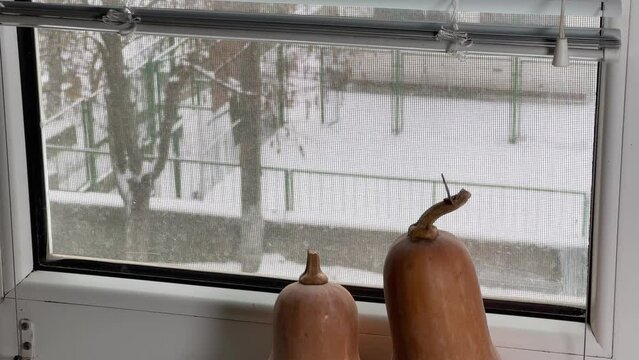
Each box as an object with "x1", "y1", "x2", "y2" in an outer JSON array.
[{"x1": 39, "y1": 30, "x2": 596, "y2": 307}]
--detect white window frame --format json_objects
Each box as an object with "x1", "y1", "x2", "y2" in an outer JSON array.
[
  {"x1": 0, "y1": 24, "x2": 33, "y2": 300},
  {"x1": 2, "y1": 0, "x2": 639, "y2": 359}
]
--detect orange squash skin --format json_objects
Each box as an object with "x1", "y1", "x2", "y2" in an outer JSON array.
[
  {"x1": 269, "y1": 251, "x2": 360, "y2": 360},
  {"x1": 384, "y1": 229, "x2": 500, "y2": 360}
]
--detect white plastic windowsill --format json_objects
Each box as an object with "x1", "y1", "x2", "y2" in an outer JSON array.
[{"x1": 7, "y1": 270, "x2": 608, "y2": 358}]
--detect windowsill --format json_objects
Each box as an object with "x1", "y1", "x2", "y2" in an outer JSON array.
[{"x1": 8, "y1": 270, "x2": 609, "y2": 358}]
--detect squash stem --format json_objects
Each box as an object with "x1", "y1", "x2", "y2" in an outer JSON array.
[
  {"x1": 408, "y1": 189, "x2": 471, "y2": 241},
  {"x1": 299, "y1": 250, "x2": 329, "y2": 285}
]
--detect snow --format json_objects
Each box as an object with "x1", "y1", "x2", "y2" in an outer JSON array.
[
  {"x1": 168, "y1": 91, "x2": 593, "y2": 248},
  {"x1": 43, "y1": 40, "x2": 597, "y2": 305}
]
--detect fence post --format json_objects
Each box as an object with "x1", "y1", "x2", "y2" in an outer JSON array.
[
  {"x1": 276, "y1": 43, "x2": 286, "y2": 128},
  {"x1": 154, "y1": 61, "x2": 162, "y2": 117},
  {"x1": 144, "y1": 60, "x2": 159, "y2": 143},
  {"x1": 285, "y1": 169, "x2": 294, "y2": 211},
  {"x1": 168, "y1": 37, "x2": 176, "y2": 73},
  {"x1": 582, "y1": 194, "x2": 590, "y2": 237},
  {"x1": 431, "y1": 181, "x2": 437, "y2": 205},
  {"x1": 319, "y1": 47, "x2": 326, "y2": 125},
  {"x1": 509, "y1": 56, "x2": 522, "y2": 144},
  {"x1": 172, "y1": 127, "x2": 182, "y2": 199},
  {"x1": 392, "y1": 50, "x2": 404, "y2": 135},
  {"x1": 52, "y1": 147, "x2": 61, "y2": 190},
  {"x1": 195, "y1": 79, "x2": 203, "y2": 106},
  {"x1": 81, "y1": 99, "x2": 97, "y2": 188}
]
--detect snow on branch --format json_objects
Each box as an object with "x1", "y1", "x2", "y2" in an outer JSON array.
[
  {"x1": 149, "y1": 65, "x2": 193, "y2": 180},
  {"x1": 189, "y1": 64, "x2": 257, "y2": 96},
  {"x1": 212, "y1": 43, "x2": 251, "y2": 74}
]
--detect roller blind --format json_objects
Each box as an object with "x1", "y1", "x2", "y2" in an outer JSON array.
[
  {"x1": 171, "y1": 0, "x2": 620, "y2": 17},
  {"x1": 0, "y1": 0, "x2": 621, "y2": 60},
  {"x1": 24, "y1": 0, "x2": 621, "y2": 18}
]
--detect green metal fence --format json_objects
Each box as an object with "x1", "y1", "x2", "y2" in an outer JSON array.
[
  {"x1": 41, "y1": 41, "x2": 594, "y2": 240},
  {"x1": 46, "y1": 144, "x2": 591, "y2": 239}
]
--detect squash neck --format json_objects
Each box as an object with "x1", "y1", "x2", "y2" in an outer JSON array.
[{"x1": 408, "y1": 189, "x2": 471, "y2": 241}]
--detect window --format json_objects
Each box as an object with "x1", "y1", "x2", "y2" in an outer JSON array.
[{"x1": 11, "y1": 0, "x2": 619, "y2": 320}]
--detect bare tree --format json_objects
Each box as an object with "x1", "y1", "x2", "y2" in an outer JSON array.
[
  {"x1": 41, "y1": 1, "x2": 293, "y2": 267},
  {"x1": 97, "y1": 33, "x2": 193, "y2": 261}
]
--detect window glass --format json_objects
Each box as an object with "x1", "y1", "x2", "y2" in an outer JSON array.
[{"x1": 38, "y1": 29, "x2": 596, "y2": 308}]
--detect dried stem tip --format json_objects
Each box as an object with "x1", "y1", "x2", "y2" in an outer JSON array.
[
  {"x1": 299, "y1": 250, "x2": 329, "y2": 285},
  {"x1": 408, "y1": 189, "x2": 471, "y2": 241}
]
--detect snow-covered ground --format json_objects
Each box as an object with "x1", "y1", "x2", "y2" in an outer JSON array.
[
  {"x1": 49, "y1": 79, "x2": 594, "y2": 261},
  {"x1": 166, "y1": 84, "x2": 594, "y2": 249}
]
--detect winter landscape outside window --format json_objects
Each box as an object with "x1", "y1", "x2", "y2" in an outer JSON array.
[{"x1": 32, "y1": 3, "x2": 599, "y2": 311}]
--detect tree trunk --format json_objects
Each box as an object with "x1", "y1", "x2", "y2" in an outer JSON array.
[
  {"x1": 99, "y1": 33, "x2": 148, "y2": 262},
  {"x1": 101, "y1": 33, "x2": 143, "y2": 176},
  {"x1": 99, "y1": 33, "x2": 191, "y2": 263},
  {"x1": 237, "y1": 43, "x2": 264, "y2": 272},
  {"x1": 124, "y1": 176, "x2": 153, "y2": 262}
]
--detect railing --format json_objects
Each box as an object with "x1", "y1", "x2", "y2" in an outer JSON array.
[
  {"x1": 46, "y1": 145, "x2": 591, "y2": 242},
  {"x1": 324, "y1": 48, "x2": 598, "y2": 143}
]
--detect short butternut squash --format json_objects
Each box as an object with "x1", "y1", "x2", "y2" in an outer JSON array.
[{"x1": 269, "y1": 250, "x2": 360, "y2": 360}]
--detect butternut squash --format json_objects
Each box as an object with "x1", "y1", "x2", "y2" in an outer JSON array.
[
  {"x1": 384, "y1": 189, "x2": 500, "y2": 360},
  {"x1": 269, "y1": 250, "x2": 360, "y2": 360}
]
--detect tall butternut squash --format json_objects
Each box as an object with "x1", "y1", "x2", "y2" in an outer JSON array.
[{"x1": 384, "y1": 189, "x2": 500, "y2": 360}]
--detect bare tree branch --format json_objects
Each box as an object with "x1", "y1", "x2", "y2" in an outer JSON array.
[
  {"x1": 190, "y1": 64, "x2": 257, "y2": 96},
  {"x1": 212, "y1": 43, "x2": 251, "y2": 73},
  {"x1": 150, "y1": 65, "x2": 194, "y2": 180}
]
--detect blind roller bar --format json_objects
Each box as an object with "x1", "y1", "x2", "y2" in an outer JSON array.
[{"x1": 0, "y1": 2, "x2": 620, "y2": 57}]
